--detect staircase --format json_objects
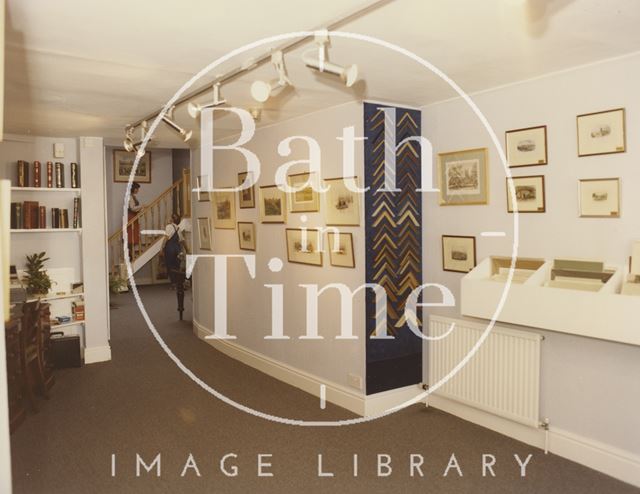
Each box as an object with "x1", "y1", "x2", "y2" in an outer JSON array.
[{"x1": 108, "y1": 170, "x2": 190, "y2": 280}]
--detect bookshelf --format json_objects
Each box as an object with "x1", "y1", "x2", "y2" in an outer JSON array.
[
  {"x1": 11, "y1": 187, "x2": 80, "y2": 193},
  {"x1": 11, "y1": 228, "x2": 82, "y2": 233}
]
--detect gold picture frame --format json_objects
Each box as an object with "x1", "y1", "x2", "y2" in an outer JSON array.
[
  {"x1": 327, "y1": 231, "x2": 355, "y2": 268},
  {"x1": 113, "y1": 149, "x2": 152, "y2": 183},
  {"x1": 285, "y1": 228, "x2": 323, "y2": 266},
  {"x1": 238, "y1": 172, "x2": 255, "y2": 209},
  {"x1": 211, "y1": 189, "x2": 236, "y2": 229},
  {"x1": 259, "y1": 185, "x2": 287, "y2": 223},
  {"x1": 287, "y1": 172, "x2": 320, "y2": 213},
  {"x1": 237, "y1": 222, "x2": 256, "y2": 251},
  {"x1": 323, "y1": 177, "x2": 360, "y2": 226}
]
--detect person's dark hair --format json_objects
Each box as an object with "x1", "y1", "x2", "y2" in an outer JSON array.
[
  {"x1": 131, "y1": 182, "x2": 141, "y2": 191},
  {"x1": 171, "y1": 213, "x2": 182, "y2": 224}
]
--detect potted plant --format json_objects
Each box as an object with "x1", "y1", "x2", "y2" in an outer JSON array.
[{"x1": 24, "y1": 252, "x2": 53, "y2": 296}]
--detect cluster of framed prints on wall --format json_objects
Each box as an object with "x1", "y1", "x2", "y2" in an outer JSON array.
[
  {"x1": 195, "y1": 172, "x2": 359, "y2": 268},
  {"x1": 438, "y1": 107, "x2": 626, "y2": 273}
]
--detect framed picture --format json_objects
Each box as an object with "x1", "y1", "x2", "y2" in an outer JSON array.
[
  {"x1": 237, "y1": 222, "x2": 256, "y2": 251},
  {"x1": 196, "y1": 175, "x2": 210, "y2": 202},
  {"x1": 438, "y1": 148, "x2": 489, "y2": 205},
  {"x1": 259, "y1": 185, "x2": 287, "y2": 223},
  {"x1": 506, "y1": 175, "x2": 546, "y2": 213},
  {"x1": 324, "y1": 177, "x2": 360, "y2": 226},
  {"x1": 577, "y1": 108, "x2": 626, "y2": 157},
  {"x1": 505, "y1": 125, "x2": 548, "y2": 167},
  {"x1": 579, "y1": 178, "x2": 620, "y2": 218},
  {"x1": 212, "y1": 189, "x2": 236, "y2": 229},
  {"x1": 442, "y1": 235, "x2": 476, "y2": 273},
  {"x1": 238, "y1": 172, "x2": 255, "y2": 209},
  {"x1": 287, "y1": 172, "x2": 320, "y2": 213},
  {"x1": 327, "y1": 231, "x2": 355, "y2": 268},
  {"x1": 285, "y1": 228, "x2": 323, "y2": 266},
  {"x1": 113, "y1": 149, "x2": 152, "y2": 183},
  {"x1": 197, "y1": 217, "x2": 212, "y2": 251}
]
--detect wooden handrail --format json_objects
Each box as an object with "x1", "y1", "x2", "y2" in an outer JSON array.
[{"x1": 108, "y1": 177, "x2": 184, "y2": 242}]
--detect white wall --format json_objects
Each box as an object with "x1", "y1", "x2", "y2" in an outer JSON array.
[
  {"x1": 192, "y1": 101, "x2": 367, "y2": 391},
  {"x1": 422, "y1": 53, "x2": 640, "y2": 455}
]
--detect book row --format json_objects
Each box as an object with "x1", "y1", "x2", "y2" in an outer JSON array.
[
  {"x1": 16, "y1": 160, "x2": 80, "y2": 188},
  {"x1": 10, "y1": 198, "x2": 81, "y2": 229}
]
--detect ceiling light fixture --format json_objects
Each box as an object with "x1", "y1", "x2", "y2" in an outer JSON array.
[
  {"x1": 250, "y1": 50, "x2": 292, "y2": 103},
  {"x1": 162, "y1": 106, "x2": 192, "y2": 142},
  {"x1": 303, "y1": 31, "x2": 358, "y2": 87},
  {"x1": 187, "y1": 83, "x2": 226, "y2": 119},
  {"x1": 124, "y1": 121, "x2": 152, "y2": 152}
]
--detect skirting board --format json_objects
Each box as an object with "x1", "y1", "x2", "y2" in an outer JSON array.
[
  {"x1": 83, "y1": 345, "x2": 112, "y2": 364},
  {"x1": 193, "y1": 319, "x2": 423, "y2": 417},
  {"x1": 428, "y1": 394, "x2": 640, "y2": 488}
]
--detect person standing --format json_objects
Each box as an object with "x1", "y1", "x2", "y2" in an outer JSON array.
[
  {"x1": 161, "y1": 213, "x2": 188, "y2": 287},
  {"x1": 127, "y1": 182, "x2": 142, "y2": 258}
]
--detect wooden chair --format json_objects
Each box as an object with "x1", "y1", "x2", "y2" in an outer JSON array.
[{"x1": 20, "y1": 301, "x2": 49, "y2": 412}]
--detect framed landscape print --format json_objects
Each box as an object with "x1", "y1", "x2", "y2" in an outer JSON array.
[
  {"x1": 577, "y1": 108, "x2": 626, "y2": 157},
  {"x1": 327, "y1": 231, "x2": 355, "y2": 268},
  {"x1": 197, "y1": 217, "x2": 212, "y2": 250},
  {"x1": 196, "y1": 175, "x2": 209, "y2": 202},
  {"x1": 438, "y1": 148, "x2": 488, "y2": 205},
  {"x1": 579, "y1": 178, "x2": 620, "y2": 218},
  {"x1": 285, "y1": 228, "x2": 323, "y2": 266},
  {"x1": 324, "y1": 177, "x2": 360, "y2": 225},
  {"x1": 259, "y1": 185, "x2": 287, "y2": 223},
  {"x1": 212, "y1": 189, "x2": 236, "y2": 229},
  {"x1": 442, "y1": 235, "x2": 476, "y2": 273},
  {"x1": 237, "y1": 172, "x2": 255, "y2": 209},
  {"x1": 113, "y1": 149, "x2": 152, "y2": 183},
  {"x1": 505, "y1": 125, "x2": 548, "y2": 167},
  {"x1": 506, "y1": 175, "x2": 546, "y2": 213},
  {"x1": 287, "y1": 172, "x2": 320, "y2": 213},
  {"x1": 237, "y1": 222, "x2": 256, "y2": 251}
]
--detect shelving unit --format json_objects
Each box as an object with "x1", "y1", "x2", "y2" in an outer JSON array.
[
  {"x1": 11, "y1": 228, "x2": 82, "y2": 233},
  {"x1": 26, "y1": 292, "x2": 84, "y2": 303},
  {"x1": 11, "y1": 187, "x2": 80, "y2": 193},
  {"x1": 461, "y1": 257, "x2": 640, "y2": 346}
]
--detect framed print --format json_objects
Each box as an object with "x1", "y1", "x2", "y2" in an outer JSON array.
[
  {"x1": 237, "y1": 172, "x2": 255, "y2": 209},
  {"x1": 237, "y1": 222, "x2": 256, "y2": 251},
  {"x1": 506, "y1": 175, "x2": 546, "y2": 213},
  {"x1": 327, "y1": 231, "x2": 355, "y2": 268},
  {"x1": 442, "y1": 235, "x2": 476, "y2": 273},
  {"x1": 438, "y1": 148, "x2": 488, "y2": 205},
  {"x1": 197, "y1": 217, "x2": 212, "y2": 251},
  {"x1": 285, "y1": 228, "x2": 322, "y2": 266},
  {"x1": 113, "y1": 149, "x2": 152, "y2": 183},
  {"x1": 196, "y1": 175, "x2": 209, "y2": 202},
  {"x1": 287, "y1": 172, "x2": 320, "y2": 213},
  {"x1": 579, "y1": 178, "x2": 620, "y2": 218},
  {"x1": 259, "y1": 185, "x2": 287, "y2": 223},
  {"x1": 577, "y1": 108, "x2": 626, "y2": 157},
  {"x1": 212, "y1": 189, "x2": 236, "y2": 229},
  {"x1": 505, "y1": 125, "x2": 548, "y2": 167},
  {"x1": 324, "y1": 177, "x2": 360, "y2": 226}
]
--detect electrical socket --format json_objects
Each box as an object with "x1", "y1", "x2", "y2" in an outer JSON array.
[{"x1": 348, "y1": 373, "x2": 363, "y2": 390}]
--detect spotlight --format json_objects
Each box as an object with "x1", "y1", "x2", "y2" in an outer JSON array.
[
  {"x1": 187, "y1": 83, "x2": 226, "y2": 119},
  {"x1": 162, "y1": 106, "x2": 192, "y2": 142},
  {"x1": 250, "y1": 50, "x2": 292, "y2": 103},
  {"x1": 303, "y1": 32, "x2": 358, "y2": 87}
]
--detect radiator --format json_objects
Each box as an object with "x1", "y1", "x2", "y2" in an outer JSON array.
[{"x1": 428, "y1": 315, "x2": 542, "y2": 428}]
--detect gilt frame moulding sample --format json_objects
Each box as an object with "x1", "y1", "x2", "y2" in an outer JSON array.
[{"x1": 364, "y1": 102, "x2": 423, "y2": 395}]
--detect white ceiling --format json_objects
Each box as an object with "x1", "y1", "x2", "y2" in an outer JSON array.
[{"x1": 5, "y1": 0, "x2": 640, "y2": 145}]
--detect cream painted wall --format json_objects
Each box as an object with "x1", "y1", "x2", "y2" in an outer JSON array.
[
  {"x1": 422, "y1": 53, "x2": 640, "y2": 455},
  {"x1": 192, "y1": 101, "x2": 367, "y2": 392}
]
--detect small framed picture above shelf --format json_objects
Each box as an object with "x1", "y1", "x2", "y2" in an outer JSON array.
[
  {"x1": 11, "y1": 187, "x2": 81, "y2": 193},
  {"x1": 11, "y1": 228, "x2": 82, "y2": 233}
]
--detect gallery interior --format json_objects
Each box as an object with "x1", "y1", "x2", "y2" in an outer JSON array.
[{"x1": 1, "y1": 0, "x2": 639, "y2": 492}]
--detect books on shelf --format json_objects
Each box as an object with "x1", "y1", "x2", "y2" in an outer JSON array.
[
  {"x1": 55, "y1": 162, "x2": 65, "y2": 188},
  {"x1": 10, "y1": 201, "x2": 76, "y2": 230},
  {"x1": 17, "y1": 160, "x2": 29, "y2": 187},
  {"x1": 46, "y1": 161, "x2": 53, "y2": 188},
  {"x1": 72, "y1": 301, "x2": 85, "y2": 321},
  {"x1": 70, "y1": 162, "x2": 80, "y2": 188},
  {"x1": 33, "y1": 161, "x2": 41, "y2": 187},
  {"x1": 73, "y1": 197, "x2": 81, "y2": 228}
]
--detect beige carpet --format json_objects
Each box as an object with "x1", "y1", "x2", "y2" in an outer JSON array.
[{"x1": 9, "y1": 285, "x2": 639, "y2": 493}]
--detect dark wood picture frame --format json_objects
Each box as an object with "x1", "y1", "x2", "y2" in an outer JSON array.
[
  {"x1": 237, "y1": 172, "x2": 255, "y2": 209},
  {"x1": 327, "y1": 231, "x2": 356, "y2": 268},
  {"x1": 505, "y1": 125, "x2": 548, "y2": 167},
  {"x1": 237, "y1": 221, "x2": 256, "y2": 251},
  {"x1": 442, "y1": 235, "x2": 477, "y2": 273},
  {"x1": 113, "y1": 149, "x2": 152, "y2": 183},
  {"x1": 506, "y1": 175, "x2": 546, "y2": 213}
]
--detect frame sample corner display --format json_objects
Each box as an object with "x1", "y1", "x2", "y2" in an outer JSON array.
[{"x1": 364, "y1": 102, "x2": 422, "y2": 394}]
